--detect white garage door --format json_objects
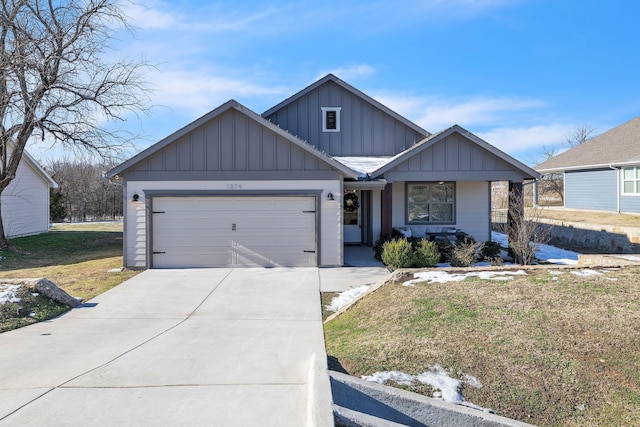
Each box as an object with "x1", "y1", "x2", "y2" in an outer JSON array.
[{"x1": 151, "y1": 196, "x2": 317, "y2": 268}]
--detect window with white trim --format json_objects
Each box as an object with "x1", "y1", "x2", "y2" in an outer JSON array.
[
  {"x1": 622, "y1": 166, "x2": 640, "y2": 194},
  {"x1": 406, "y1": 182, "x2": 455, "y2": 224},
  {"x1": 321, "y1": 107, "x2": 341, "y2": 132}
]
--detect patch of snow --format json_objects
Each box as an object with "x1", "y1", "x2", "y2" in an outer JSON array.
[
  {"x1": 333, "y1": 156, "x2": 392, "y2": 178},
  {"x1": 492, "y1": 231, "x2": 580, "y2": 265},
  {"x1": 619, "y1": 255, "x2": 640, "y2": 261},
  {"x1": 326, "y1": 285, "x2": 372, "y2": 312},
  {"x1": 363, "y1": 365, "x2": 493, "y2": 413},
  {"x1": 0, "y1": 285, "x2": 22, "y2": 304},
  {"x1": 404, "y1": 270, "x2": 527, "y2": 286},
  {"x1": 361, "y1": 370, "x2": 415, "y2": 386},
  {"x1": 570, "y1": 269, "x2": 603, "y2": 277}
]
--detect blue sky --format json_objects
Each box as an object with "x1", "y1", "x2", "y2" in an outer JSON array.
[{"x1": 30, "y1": 0, "x2": 640, "y2": 166}]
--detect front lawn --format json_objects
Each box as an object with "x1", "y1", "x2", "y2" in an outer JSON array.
[
  {"x1": 324, "y1": 266, "x2": 640, "y2": 426},
  {"x1": 0, "y1": 222, "x2": 138, "y2": 331}
]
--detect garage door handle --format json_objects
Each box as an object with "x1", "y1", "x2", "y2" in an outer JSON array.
[
  {"x1": 232, "y1": 223, "x2": 236, "y2": 231},
  {"x1": 303, "y1": 250, "x2": 316, "y2": 253},
  {"x1": 153, "y1": 251, "x2": 166, "y2": 254}
]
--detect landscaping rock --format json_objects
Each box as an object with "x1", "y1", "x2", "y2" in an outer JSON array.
[{"x1": 0, "y1": 278, "x2": 81, "y2": 308}]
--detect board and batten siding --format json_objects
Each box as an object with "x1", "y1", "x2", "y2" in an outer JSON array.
[
  {"x1": 384, "y1": 132, "x2": 529, "y2": 182},
  {"x1": 128, "y1": 108, "x2": 335, "y2": 178},
  {"x1": 565, "y1": 169, "x2": 617, "y2": 211},
  {"x1": 1, "y1": 159, "x2": 50, "y2": 238},
  {"x1": 124, "y1": 180, "x2": 342, "y2": 268},
  {"x1": 390, "y1": 181, "x2": 490, "y2": 242},
  {"x1": 264, "y1": 80, "x2": 426, "y2": 157}
]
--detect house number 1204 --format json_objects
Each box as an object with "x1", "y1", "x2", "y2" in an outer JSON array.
[{"x1": 226, "y1": 184, "x2": 242, "y2": 189}]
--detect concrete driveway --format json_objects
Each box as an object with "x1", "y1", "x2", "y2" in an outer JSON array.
[{"x1": 0, "y1": 268, "x2": 336, "y2": 426}]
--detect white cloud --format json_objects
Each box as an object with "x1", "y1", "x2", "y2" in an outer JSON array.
[
  {"x1": 376, "y1": 93, "x2": 545, "y2": 131},
  {"x1": 148, "y1": 69, "x2": 290, "y2": 116},
  {"x1": 122, "y1": 1, "x2": 176, "y2": 30},
  {"x1": 477, "y1": 123, "x2": 573, "y2": 156},
  {"x1": 374, "y1": 92, "x2": 577, "y2": 160},
  {"x1": 317, "y1": 64, "x2": 376, "y2": 81}
]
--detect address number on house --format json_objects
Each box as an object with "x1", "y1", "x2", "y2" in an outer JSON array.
[{"x1": 226, "y1": 184, "x2": 243, "y2": 189}]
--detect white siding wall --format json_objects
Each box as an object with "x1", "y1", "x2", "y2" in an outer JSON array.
[
  {"x1": 455, "y1": 181, "x2": 490, "y2": 241},
  {"x1": 2, "y1": 160, "x2": 50, "y2": 238},
  {"x1": 124, "y1": 180, "x2": 342, "y2": 268},
  {"x1": 389, "y1": 180, "x2": 490, "y2": 241}
]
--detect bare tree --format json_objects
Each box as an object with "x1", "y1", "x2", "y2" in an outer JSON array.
[
  {"x1": 504, "y1": 190, "x2": 551, "y2": 265},
  {"x1": 564, "y1": 125, "x2": 596, "y2": 148},
  {"x1": 538, "y1": 127, "x2": 597, "y2": 205},
  {"x1": 47, "y1": 159, "x2": 122, "y2": 222},
  {"x1": 539, "y1": 145, "x2": 564, "y2": 203},
  {"x1": 0, "y1": 0, "x2": 150, "y2": 247}
]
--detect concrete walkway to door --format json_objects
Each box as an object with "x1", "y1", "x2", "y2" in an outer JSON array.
[{"x1": 0, "y1": 268, "x2": 334, "y2": 426}]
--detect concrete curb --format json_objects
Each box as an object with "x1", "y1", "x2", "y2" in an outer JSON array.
[
  {"x1": 330, "y1": 371, "x2": 536, "y2": 427},
  {"x1": 306, "y1": 353, "x2": 334, "y2": 427}
]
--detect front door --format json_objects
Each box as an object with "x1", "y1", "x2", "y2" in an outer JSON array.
[{"x1": 343, "y1": 190, "x2": 361, "y2": 244}]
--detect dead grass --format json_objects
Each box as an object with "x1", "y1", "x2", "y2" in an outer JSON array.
[
  {"x1": 533, "y1": 207, "x2": 640, "y2": 228},
  {"x1": 324, "y1": 267, "x2": 640, "y2": 426},
  {"x1": 0, "y1": 221, "x2": 138, "y2": 310}
]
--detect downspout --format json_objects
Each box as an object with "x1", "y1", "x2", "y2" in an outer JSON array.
[{"x1": 609, "y1": 165, "x2": 620, "y2": 213}]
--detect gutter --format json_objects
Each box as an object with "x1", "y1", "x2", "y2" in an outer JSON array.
[
  {"x1": 609, "y1": 165, "x2": 621, "y2": 213},
  {"x1": 537, "y1": 160, "x2": 640, "y2": 174}
]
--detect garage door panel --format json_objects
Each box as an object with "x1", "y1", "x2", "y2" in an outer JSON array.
[{"x1": 152, "y1": 196, "x2": 317, "y2": 268}]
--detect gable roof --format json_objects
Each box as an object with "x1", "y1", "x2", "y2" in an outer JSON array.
[
  {"x1": 536, "y1": 116, "x2": 640, "y2": 173},
  {"x1": 7, "y1": 143, "x2": 58, "y2": 189},
  {"x1": 23, "y1": 150, "x2": 58, "y2": 189},
  {"x1": 369, "y1": 125, "x2": 540, "y2": 179},
  {"x1": 107, "y1": 100, "x2": 359, "y2": 179},
  {"x1": 262, "y1": 74, "x2": 430, "y2": 138}
]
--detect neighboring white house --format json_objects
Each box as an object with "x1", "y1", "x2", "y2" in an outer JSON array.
[
  {"x1": 1, "y1": 150, "x2": 58, "y2": 238},
  {"x1": 108, "y1": 74, "x2": 539, "y2": 269}
]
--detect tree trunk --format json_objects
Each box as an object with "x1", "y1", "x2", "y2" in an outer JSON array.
[{"x1": 0, "y1": 193, "x2": 8, "y2": 248}]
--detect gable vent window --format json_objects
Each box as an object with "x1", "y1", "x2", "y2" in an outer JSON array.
[{"x1": 321, "y1": 107, "x2": 341, "y2": 132}]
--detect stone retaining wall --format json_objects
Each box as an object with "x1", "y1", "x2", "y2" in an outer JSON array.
[
  {"x1": 492, "y1": 216, "x2": 640, "y2": 254},
  {"x1": 539, "y1": 219, "x2": 640, "y2": 254}
]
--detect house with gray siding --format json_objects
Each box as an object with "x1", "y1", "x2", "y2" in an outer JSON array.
[
  {"x1": 536, "y1": 116, "x2": 640, "y2": 214},
  {"x1": 108, "y1": 74, "x2": 539, "y2": 268}
]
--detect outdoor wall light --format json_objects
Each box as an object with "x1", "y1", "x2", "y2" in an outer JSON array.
[
  {"x1": 132, "y1": 193, "x2": 140, "y2": 202},
  {"x1": 327, "y1": 192, "x2": 335, "y2": 201}
]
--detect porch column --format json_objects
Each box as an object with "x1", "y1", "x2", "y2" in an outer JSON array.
[
  {"x1": 381, "y1": 183, "x2": 393, "y2": 238},
  {"x1": 508, "y1": 181, "x2": 524, "y2": 245}
]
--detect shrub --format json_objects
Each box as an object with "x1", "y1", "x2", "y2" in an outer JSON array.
[
  {"x1": 373, "y1": 235, "x2": 394, "y2": 261},
  {"x1": 450, "y1": 240, "x2": 484, "y2": 267},
  {"x1": 414, "y1": 239, "x2": 440, "y2": 267},
  {"x1": 381, "y1": 238, "x2": 415, "y2": 270},
  {"x1": 481, "y1": 241, "x2": 502, "y2": 259},
  {"x1": 487, "y1": 256, "x2": 505, "y2": 266},
  {"x1": 435, "y1": 239, "x2": 454, "y2": 263}
]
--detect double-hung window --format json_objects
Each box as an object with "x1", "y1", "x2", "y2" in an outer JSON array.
[
  {"x1": 623, "y1": 166, "x2": 640, "y2": 195},
  {"x1": 406, "y1": 182, "x2": 455, "y2": 224}
]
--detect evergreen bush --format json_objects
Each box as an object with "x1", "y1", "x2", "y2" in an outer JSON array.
[{"x1": 381, "y1": 238, "x2": 415, "y2": 270}]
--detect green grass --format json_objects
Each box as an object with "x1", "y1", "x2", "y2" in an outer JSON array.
[
  {"x1": 0, "y1": 286, "x2": 70, "y2": 333},
  {"x1": 0, "y1": 222, "x2": 138, "y2": 332},
  {"x1": 324, "y1": 267, "x2": 640, "y2": 426}
]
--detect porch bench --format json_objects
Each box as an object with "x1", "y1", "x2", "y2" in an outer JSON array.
[{"x1": 424, "y1": 227, "x2": 468, "y2": 243}]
